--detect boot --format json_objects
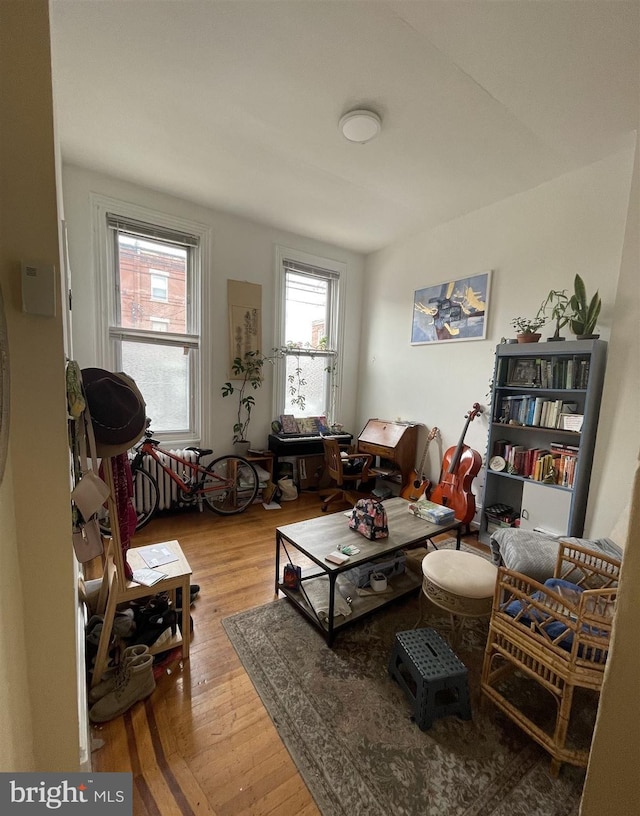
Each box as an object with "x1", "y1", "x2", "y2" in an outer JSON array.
[
  {"x1": 89, "y1": 654, "x2": 156, "y2": 723},
  {"x1": 89, "y1": 644, "x2": 150, "y2": 704}
]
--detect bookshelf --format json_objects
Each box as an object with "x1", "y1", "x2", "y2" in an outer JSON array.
[{"x1": 479, "y1": 339, "x2": 607, "y2": 545}]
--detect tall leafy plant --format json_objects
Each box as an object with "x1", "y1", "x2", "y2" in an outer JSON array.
[
  {"x1": 537, "y1": 289, "x2": 573, "y2": 340},
  {"x1": 221, "y1": 350, "x2": 272, "y2": 443},
  {"x1": 569, "y1": 274, "x2": 601, "y2": 338}
]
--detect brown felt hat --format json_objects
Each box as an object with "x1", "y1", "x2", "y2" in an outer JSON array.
[{"x1": 81, "y1": 368, "x2": 147, "y2": 458}]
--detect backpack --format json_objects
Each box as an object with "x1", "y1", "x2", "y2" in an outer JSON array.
[{"x1": 349, "y1": 498, "x2": 389, "y2": 540}]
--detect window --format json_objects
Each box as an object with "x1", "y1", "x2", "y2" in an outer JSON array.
[
  {"x1": 96, "y1": 206, "x2": 204, "y2": 441},
  {"x1": 150, "y1": 270, "x2": 169, "y2": 302},
  {"x1": 150, "y1": 317, "x2": 170, "y2": 332},
  {"x1": 275, "y1": 248, "x2": 345, "y2": 421}
]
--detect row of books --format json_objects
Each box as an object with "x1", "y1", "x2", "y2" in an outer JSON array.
[
  {"x1": 492, "y1": 441, "x2": 579, "y2": 487},
  {"x1": 496, "y1": 395, "x2": 579, "y2": 429},
  {"x1": 504, "y1": 355, "x2": 590, "y2": 389}
]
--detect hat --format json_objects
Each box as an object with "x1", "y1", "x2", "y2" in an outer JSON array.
[{"x1": 81, "y1": 368, "x2": 147, "y2": 458}]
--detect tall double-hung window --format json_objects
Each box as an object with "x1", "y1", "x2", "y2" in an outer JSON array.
[
  {"x1": 275, "y1": 248, "x2": 345, "y2": 422},
  {"x1": 99, "y1": 208, "x2": 204, "y2": 442}
]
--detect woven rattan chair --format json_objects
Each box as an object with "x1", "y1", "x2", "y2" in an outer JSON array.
[{"x1": 481, "y1": 540, "x2": 620, "y2": 776}]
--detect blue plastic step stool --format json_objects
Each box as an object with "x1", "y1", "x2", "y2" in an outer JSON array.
[{"x1": 388, "y1": 627, "x2": 472, "y2": 730}]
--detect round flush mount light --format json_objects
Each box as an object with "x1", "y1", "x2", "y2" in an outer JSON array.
[{"x1": 339, "y1": 109, "x2": 382, "y2": 143}]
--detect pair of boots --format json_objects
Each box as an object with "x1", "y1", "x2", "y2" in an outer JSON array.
[{"x1": 89, "y1": 644, "x2": 155, "y2": 723}]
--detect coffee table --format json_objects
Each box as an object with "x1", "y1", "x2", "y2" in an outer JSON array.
[{"x1": 275, "y1": 496, "x2": 462, "y2": 645}]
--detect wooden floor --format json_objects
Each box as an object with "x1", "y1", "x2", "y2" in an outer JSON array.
[{"x1": 88, "y1": 492, "x2": 480, "y2": 815}]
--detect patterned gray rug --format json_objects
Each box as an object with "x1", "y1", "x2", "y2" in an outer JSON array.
[{"x1": 222, "y1": 543, "x2": 593, "y2": 816}]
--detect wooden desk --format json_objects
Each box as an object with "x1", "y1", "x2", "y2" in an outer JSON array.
[{"x1": 356, "y1": 419, "x2": 419, "y2": 490}]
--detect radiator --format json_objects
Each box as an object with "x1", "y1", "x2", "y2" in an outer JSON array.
[{"x1": 133, "y1": 449, "x2": 199, "y2": 512}]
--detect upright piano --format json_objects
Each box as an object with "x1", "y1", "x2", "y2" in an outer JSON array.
[{"x1": 356, "y1": 419, "x2": 419, "y2": 490}]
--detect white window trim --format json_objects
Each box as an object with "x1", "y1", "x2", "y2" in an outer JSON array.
[
  {"x1": 273, "y1": 244, "x2": 346, "y2": 422},
  {"x1": 91, "y1": 193, "x2": 211, "y2": 446}
]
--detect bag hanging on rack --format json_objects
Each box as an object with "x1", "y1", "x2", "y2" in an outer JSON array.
[
  {"x1": 72, "y1": 516, "x2": 103, "y2": 563},
  {"x1": 67, "y1": 362, "x2": 107, "y2": 563},
  {"x1": 71, "y1": 467, "x2": 110, "y2": 521}
]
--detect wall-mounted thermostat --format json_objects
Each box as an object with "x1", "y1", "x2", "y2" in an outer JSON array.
[{"x1": 21, "y1": 261, "x2": 56, "y2": 317}]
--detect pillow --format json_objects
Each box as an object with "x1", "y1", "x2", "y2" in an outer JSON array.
[
  {"x1": 490, "y1": 528, "x2": 623, "y2": 585},
  {"x1": 505, "y1": 578, "x2": 610, "y2": 657},
  {"x1": 490, "y1": 528, "x2": 561, "y2": 583}
]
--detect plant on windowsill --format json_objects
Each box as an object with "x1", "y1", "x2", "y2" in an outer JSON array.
[
  {"x1": 510, "y1": 315, "x2": 547, "y2": 344},
  {"x1": 537, "y1": 289, "x2": 574, "y2": 341},
  {"x1": 569, "y1": 274, "x2": 601, "y2": 340}
]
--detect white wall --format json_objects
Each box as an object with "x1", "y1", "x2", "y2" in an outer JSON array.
[
  {"x1": 61, "y1": 165, "x2": 366, "y2": 454},
  {"x1": 581, "y1": 132, "x2": 640, "y2": 815},
  {"x1": 0, "y1": 0, "x2": 80, "y2": 771},
  {"x1": 359, "y1": 146, "x2": 636, "y2": 535}
]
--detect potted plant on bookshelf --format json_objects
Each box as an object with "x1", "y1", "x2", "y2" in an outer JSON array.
[
  {"x1": 221, "y1": 350, "x2": 275, "y2": 454},
  {"x1": 569, "y1": 274, "x2": 601, "y2": 340},
  {"x1": 538, "y1": 289, "x2": 574, "y2": 341},
  {"x1": 510, "y1": 315, "x2": 547, "y2": 343}
]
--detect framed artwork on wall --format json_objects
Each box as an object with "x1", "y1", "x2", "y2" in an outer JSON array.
[
  {"x1": 411, "y1": 270, "x2": 492, "y2": 345},
  {"x1": 228, "y1": 279, "x2": 262, "y2": 377}
]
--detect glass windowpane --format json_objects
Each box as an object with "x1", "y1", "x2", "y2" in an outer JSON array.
[
  {"x1": 121, "y1": 341, "x2": 191, "y2": 433},
  {"x1": 284, "y1": 354, "x2": 331, "y2": 417},
  {"x1": 284, "y1": 272, "x2": 329, "y2": 347},
  {"x1": 117, "y1": 234, "x2": 187, "y2": 332}
]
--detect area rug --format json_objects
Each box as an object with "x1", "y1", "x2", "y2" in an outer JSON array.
[{"x1": 222, "y1": 543, "x2": 593, "y2": 816}]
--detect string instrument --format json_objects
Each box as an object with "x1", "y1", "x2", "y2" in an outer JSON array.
[
  {"x1": 430, "y1": 403, "x2": 482, "y2": 526},
  {"x1": 400, "y1": 427, "x2": 439, "y2": 501}
]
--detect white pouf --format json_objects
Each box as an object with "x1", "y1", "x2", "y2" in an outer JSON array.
[{"x1": 421, "y1": 550, "x2": 498, "y2": 644}]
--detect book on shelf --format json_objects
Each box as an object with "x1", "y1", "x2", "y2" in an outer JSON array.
[{"x1": 501, "y1": 354, "x2": 591, "y2": 391}]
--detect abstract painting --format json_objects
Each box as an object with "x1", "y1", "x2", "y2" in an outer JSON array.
[{"x1": 411, "y1": 270, "x2": 491, "y2": 344}]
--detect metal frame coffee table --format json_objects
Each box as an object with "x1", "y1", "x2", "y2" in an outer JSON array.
[{"x1": 274, "y1": 496, "x2": 462, "y2": 645}]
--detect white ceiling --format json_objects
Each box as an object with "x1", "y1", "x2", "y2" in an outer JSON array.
[{"x1": 50, "y1": 1, "x2": 639, "y2": 254}]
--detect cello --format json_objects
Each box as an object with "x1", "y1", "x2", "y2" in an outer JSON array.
[{"x1": 430, "y1": 403, "x2": 482, "y2": 527}]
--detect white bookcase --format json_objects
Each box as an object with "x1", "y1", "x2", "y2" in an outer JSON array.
[{"x1": 479, "y1": 339, "x2": 607, "y2": 545}]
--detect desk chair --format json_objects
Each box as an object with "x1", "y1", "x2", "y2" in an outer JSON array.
[
  {"x1": 90, "y1": 458, "x2": 192, "y2": 689},
  {"x1": 320, "y1": 437, "x2": 373, "y2": 512}
]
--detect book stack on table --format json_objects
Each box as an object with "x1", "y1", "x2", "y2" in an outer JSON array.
[{"x1": 408, "y1": 498, "x2": 455, "y2": 524}]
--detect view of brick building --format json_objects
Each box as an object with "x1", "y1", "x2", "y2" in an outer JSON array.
[{"x1": 118, "y1": 236, "x2": 187, "y2": 333}]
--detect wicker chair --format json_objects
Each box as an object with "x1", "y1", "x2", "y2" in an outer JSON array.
[{"x1": 481, "y1": 540, "x2": 620, "y2": 776}]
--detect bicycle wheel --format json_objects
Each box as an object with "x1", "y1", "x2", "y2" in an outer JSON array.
[
  {"x1": 97, "y1": 467, "x2": 159, "y2": 534},
  {"x1": 203, "y1": 455, "x2": 259, "y2": 515}
]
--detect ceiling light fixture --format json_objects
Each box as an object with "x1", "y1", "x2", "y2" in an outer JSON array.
[{"x1": 339, "y1": 109, "x2": 382, "y2": 144}]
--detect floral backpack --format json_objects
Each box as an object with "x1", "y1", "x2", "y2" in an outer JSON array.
[{"x1": 349, "y1": 498, "x2": 389, "y2": 540}]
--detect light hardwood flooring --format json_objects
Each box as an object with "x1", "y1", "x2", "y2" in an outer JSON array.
[{"x1": 87, "y1": 492, "x2": 480, "y2": 815}]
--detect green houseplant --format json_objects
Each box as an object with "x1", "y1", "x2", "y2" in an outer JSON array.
[
  {"x1": 537, "y1": 289, "x2": 574, "y2": 341},
  {"x1": 569, "y1": 274, "x2": 601, "y2": 339},
  {"x1": 511, "y1": 315, "x2": 547, "y2": 343},
  {"x1": 221, "y1": 350, "x2": 273, "y2": 449}
]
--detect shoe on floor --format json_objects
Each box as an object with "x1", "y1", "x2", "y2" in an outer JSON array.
[{"x1": 89, "y1": 654, "x2": 155, "y2": 723}]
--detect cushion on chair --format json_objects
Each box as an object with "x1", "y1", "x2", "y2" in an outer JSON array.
[
  {"x1": 504, "y1": 577, "x2": 611, "y2": 656},
  {"x1": 490, "y1": 529, "x2": 561, "y2": 583},
  {"x1": 490, "y1": 528, "x2": 623, "y2": 585}
]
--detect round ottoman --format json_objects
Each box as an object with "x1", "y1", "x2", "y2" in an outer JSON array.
[{"x1": 421, "y1": 549, "x2": 498, "y2": 647}]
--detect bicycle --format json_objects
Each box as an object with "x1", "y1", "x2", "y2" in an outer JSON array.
[{"x1": 98, "y1": 429, "x2": 260, "y2": 533}]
